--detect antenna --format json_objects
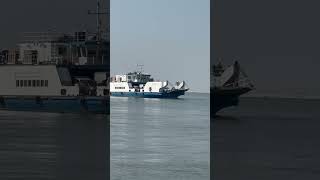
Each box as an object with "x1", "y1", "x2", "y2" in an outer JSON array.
[{"x1": 88, "y1": 0, "x2": 108, "y2": 41}]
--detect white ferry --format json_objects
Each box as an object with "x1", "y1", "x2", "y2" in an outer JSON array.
[{"x1": 110, "y1": 71, "x2": 189, "y2": 98}]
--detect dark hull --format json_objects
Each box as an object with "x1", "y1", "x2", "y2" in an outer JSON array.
[
  {"x1": 211, "y1": 87, "x2": 252, "y2": 115},
  {"x1": 0, "y1": 96, "x2": 109, "y2": 114},
  {"x1": 111, "y1": 89, "x2": 187, "y2": 99}
]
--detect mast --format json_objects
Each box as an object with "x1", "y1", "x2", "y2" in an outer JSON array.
[{"x1": 88, "y1": 0, "x2": 108, "y2": 64}]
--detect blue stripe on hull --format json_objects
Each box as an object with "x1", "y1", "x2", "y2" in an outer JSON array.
[
  {"x1": 0, "y1": 97, "x2": 109, "y2": 114},
  {"x1": 111, "y1": 91, "x2": 186, "y2": 98}
]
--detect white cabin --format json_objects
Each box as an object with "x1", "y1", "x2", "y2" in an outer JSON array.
[
  {"x1": 0, "y1": 65, "x2": 76, "y2": 96},
  {"x1": 0, "y1": 65, "x2": 108, "y2": 97}
]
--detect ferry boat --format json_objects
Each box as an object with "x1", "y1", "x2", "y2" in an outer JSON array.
[
  {"x1": 211, "y1": 60, "x2": 254, "y2": 115},
  {"x1": 0, "y1": 1, "x2": 110, "y2": 114},
  {"x1": 110, "y1": 71, "x2": 189, "y2": 98}
]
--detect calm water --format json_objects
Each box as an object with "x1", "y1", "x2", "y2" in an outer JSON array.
[
  {"x1": 214, "y1": 97, "x2": 320, "y2": 180},
  {"x1": 111, "y1": 92, "x2": 210, "y2": 180},
  {"x1": 0, "y1": 112, "x2": 108, "y2": 179},
  {"x1": 0, "y1": 93, "x2": 209, "y2": 179}
]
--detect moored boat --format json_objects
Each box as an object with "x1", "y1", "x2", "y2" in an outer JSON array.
[{"x1": 211, "y1": 60, "x2": 254, "y2": 115}]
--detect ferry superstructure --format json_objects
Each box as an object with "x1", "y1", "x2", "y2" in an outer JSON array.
[
  {"x1": 110, "y1": 71, "x2": 189, "y2": 98},
  {"x1": 0, "y1": 1, "x2": 110, "y2": 114}
]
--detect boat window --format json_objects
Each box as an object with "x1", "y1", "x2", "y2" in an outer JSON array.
[
  {"x1": 28, "y1": 80, "x2": 31, "y2": 87},
  {"x1": 20, "y1": 80, "x2": 23, "y2": 87},
  {"x1": 36, "y1": 80, "x2": 40, "y2": 87},
  {"x1": 45, "y1": 80, "x2": 48, "y2": 87},
  {"x1": 41, "y1": 80, "x2": 44, "y2": 87},
  {"x1": 32, "y1": 80, "x2": 36, "y2": 87},
  {"x1": 16, "y1": 80, "x2": 19, "y2": 87},
  {"x1": 24, "y1": 80, "x2": 27, "y2": 87}
]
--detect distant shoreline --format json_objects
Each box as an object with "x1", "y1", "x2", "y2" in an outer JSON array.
[
  {"x1": 186, "y1": 91, "x2": 209, "y2": 95},
  {"x1": 241, "y1": 94, "x2": 320, "y2": 101},
  {"x1": 186, "y1": 92, "x2": 320, "y2": 100}
]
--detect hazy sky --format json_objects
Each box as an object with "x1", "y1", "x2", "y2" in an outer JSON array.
[
  {"x1": 111, "y1": 0, "x2": 210, "y2": 93},
  {"x1": 0, "y1": 0, "x2": 107, "y2": 47},
  {"x1": 0, "y1": 0, "x2": 209, "y2": 92},
  {"x1": 213, "y1": 0, "x2": 320, "y2": 98}
]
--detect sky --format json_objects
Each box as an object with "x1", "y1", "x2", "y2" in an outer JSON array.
[
  {"x1": 111, "y1": 0, "x2": 210, "y2": 93},
  {"x1": 0, "y1": 0, "x2": 209, "y2": 93},
  {"x1": 2, "y1": 0, "x2": 320, "y2": 96},
  {"x1": 213, "y1": 0, "x2": 320, "y2": 98},
  {"x1": 0, "y1": 0, "x2": 108, "y2": 47}
]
